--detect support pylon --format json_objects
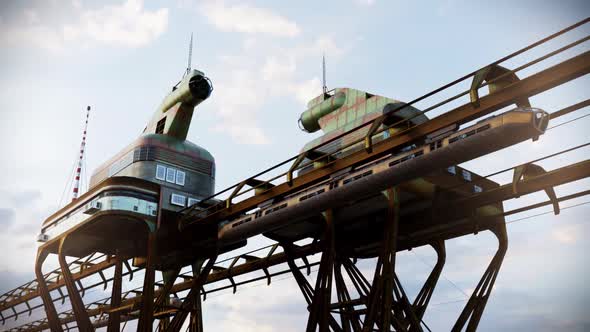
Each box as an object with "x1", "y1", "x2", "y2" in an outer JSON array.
[
  {"x1": 451, "y1": 223, "x2": 507, "y2": 332},
  {"x1": 138, "y1": 232, "x2": 157, "y2": 332},
  {"x1": 165, "y1": 256, "x2": 217, "y2": 332},
  {"x1": 107, "y1": 255, "x2": 123, "y2": 332},
  {"x1": 306, "y1": 209, "x2": 336, "y2": 332},
  {"x1": 363, "y1": 188, "x2": 423, "y2": 332},
  {"x1": 58, "y1": 235, "x2": 94, "y2": 331},
  {"x1": 35, "y1": 248, "x2": 64, "y2": 332},
  {"x1": 410, "y1": 241, "x2": 446, "y2": 325}
]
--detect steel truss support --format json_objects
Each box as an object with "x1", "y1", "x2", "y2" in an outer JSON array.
[
  {"x1": 138, "y1": 232, "x2": 157, "y2": 332},
  {"x1": 58, "y1": 235, "x2": 94, "y2": 331},
  {"x1": 306, "y1": 209, "x2": 336, "y2": 332},
  {"x1": 35, "y1": 248, "x2": 64, "y2": 332},
  {"x1": 363, "y1": 188, "x2": 423, "y2": 332},
  {"x1": 156, "y1": 268, "x2": 181, "y2": 331},
  {"x1": 411, "y1": 240, "x2": 446, "y2": 324},
  {"x1": 164, "y1": 256, "x2": 217, "y2": 332},
  {"x1": 333, "y1": 257, "x2": 371, "y2": 331},
  {"x1": 188, "y1": 260, "x2": 205, "y2": 332},
  {"x1": 107, "y1": 255, "x2": 123, "y2": 332},
  {"x1": 451, "y1": 223, "x2": 507, "y2": 332},
  {"x1": 282, "y1": 210, "x2": 342, "y2": 332}
]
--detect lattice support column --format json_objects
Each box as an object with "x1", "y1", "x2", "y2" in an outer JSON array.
[
  {"x1": 138, "y1": 232, "x2": 157, "y2": 332},
  {"x1": 35, "y1": 248, "x2": 64, "y2": 332},
  {"x1": 107, "y1": 255, "x2": 123, "y2": 332},
  {"x1": 306, "y1": 209, "x2": 336, "y2": 332},
  {"x1": 362, "y1": 188, "x2": 423, "y2": 332},
  {"x1": 188, "y1": 260, "x2": 205, "y2": 332},
  {"x1": 58, "y1": 235, "x2": 93, "y2": 331},
  {"x1": 165, "y1": 256, "x2": 217, "y2": 332},
  {"x1": 410, "y1": 240, "x2": 446, "y2": 325},
  {"x1": 451, "y1": 223, "x2": 507, "y2": 332}
]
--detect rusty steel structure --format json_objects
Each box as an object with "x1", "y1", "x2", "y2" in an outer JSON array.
[{"x1": 1, "y1": 18, "x2": 590, "y2": 332}]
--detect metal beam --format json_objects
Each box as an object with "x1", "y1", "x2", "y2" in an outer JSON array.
[
  {"x1": 107, "y1": 256, "x2": 123, "y2": 332},
  {"x1": 138, "y1": 233, "x2": 157, "y2": 332},
  {"x1": 452, "y1": 224, "x2": 507, "y2": 332},
  {"x1": 1, "y1": 254, "x2": 118, "y2": 312},
  {"x1": 34, "y1": 248, "x2": 63, "y2": 332},
  {"x1": 58, "y1": 236, "x2": 93, "y2": 331}
]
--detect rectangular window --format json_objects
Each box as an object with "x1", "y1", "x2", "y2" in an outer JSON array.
[
  {"x1": 447, "y1": 166, "x2": 456, "y2": 175},
  {"x1": 155, "y1": 117, "x2": 166, "y2": 134},
  {"x1": 176, "y1": 170, "x2": 186, "y2": 186},
  {"x1": 166, "y1": 168, "x2": 176, "y2": 183},
  {"x1": 188, "y1": 197, "x2": 199, "y2": 207},
  {"x1": 156, "y1": 164, "x2": 166, "y2": 181},
  {"x1": 170, "y1": 193, "x2": 186, "y2": 207},
  {"x1": 462, "y1": 170, "x2": 472, "y2": 182}
]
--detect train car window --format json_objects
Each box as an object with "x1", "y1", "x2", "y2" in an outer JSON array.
[
  {"x1": 477, "y1": 124, "x2": 491, "y2": 133},
  {"x1": 156, "y1": 164, "x2": 166, "y2": 180}
]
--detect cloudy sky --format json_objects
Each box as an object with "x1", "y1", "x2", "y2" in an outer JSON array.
[{"x1": 0, "y1": 0, "x2": 589, "y2": 331}]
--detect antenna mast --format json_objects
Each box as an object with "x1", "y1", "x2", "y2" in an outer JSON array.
[
  {"x1": 322, "y1": 54, "x2": 327, "y2": 94},
  {"x1": 185, "y1": 33, "x2": 193, "y2": 76},
  {"x1": 71, "y1": 106, "x2": 91, "y2": 202}
]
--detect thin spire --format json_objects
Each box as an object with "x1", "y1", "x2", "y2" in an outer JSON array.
[
  {"x1": 72, "y1": 106, "x2": 91, "y2": 202},
  {"x1": 322, "y1": 53, "x2": 327, "y2": 94},
  {"x1": 186, "y1": 33, "x2": 193, "y2": 76}
]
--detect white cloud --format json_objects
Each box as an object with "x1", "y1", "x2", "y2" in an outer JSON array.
[
  {"x1": 0, "y1": 0, "x2": 168, "y2": 53},
  {"x1": 199, "y1": 1, "x2": 300, "y2": 37},
  {"x1": 552, "y1": 225, "x2": 579, "y2": 244},
  {"x1": 63, "y1": 0, "x2": 168, "y2": 48},
  {"x1": 206, "y1": 36, "x2": 345, "y2": 144}
]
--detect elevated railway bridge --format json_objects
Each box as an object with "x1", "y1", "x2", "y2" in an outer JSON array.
[{"x1": 1, "y1": 17, "x2": 590, "y2": 332}]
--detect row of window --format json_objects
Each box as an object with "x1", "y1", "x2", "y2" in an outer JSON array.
[
  {"x1": 447, "y1": 166, "x2": 482, "y2": 193},
  {"x1": 156, "y1": 164, "x2": 186, "y2": 186},
  {"x1": 170, "y1": 193, "x2": 200, "y2": 207}
]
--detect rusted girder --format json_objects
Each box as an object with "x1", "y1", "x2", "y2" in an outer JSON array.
[
  {"x1": 34, "y1": 248, "x2": 63, "y2": 332},
  {"x1": 306, "y1": 210, "x2": 336, "y2": 332},
  {"x1": 411, "y1": 241, "x2": 446, "y2": 324},
  {"x1": 164, "y1": 256, "x2": 217, "y2": 332},
  {"x1": 107, "y1": 256, "x2": 123, "y2": 332},
  {"x1": 452, "y1": 224, "x2": 507, "y2": 332},
  {"x1": 363, "y1": 188, "x2": 423, "y2": 332},
  {"x1": 58, "y1": 235, "x2": 94, "y2": 331},
  {"x1": 2, "y1": 253, "x2": 119, "y2": 313},
  {"x1": 138, "y1": 233, "x2": 157, "y2": 332}
]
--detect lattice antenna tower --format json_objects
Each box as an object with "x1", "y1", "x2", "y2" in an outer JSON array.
[
  {"x1": 185, "y1": 33, "x2": 193, "y2": 77},
  {"x1": 71, "y1": 106, "x2": 91, "y2": 202},
  {"x1": 322, "y1": 53, "x2": 328, "y2": 94}
]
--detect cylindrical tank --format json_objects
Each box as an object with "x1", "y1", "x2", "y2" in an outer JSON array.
[{"x1": 299, "y1": 91, "x2": 346, "y2": 132}]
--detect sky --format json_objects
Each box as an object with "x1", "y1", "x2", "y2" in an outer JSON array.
[{"x1": 0, "y1": 0, "x2": 589, "y2": 331}]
